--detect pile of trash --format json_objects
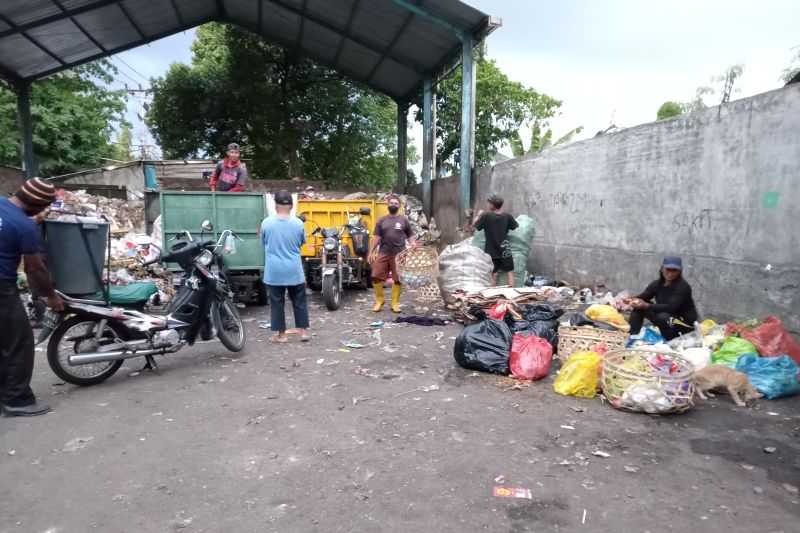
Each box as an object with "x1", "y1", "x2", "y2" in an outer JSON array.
[
  {"x1": 47, "y1": 189, "x2": 145, "y2": 234},
  {"x1": 398, "y1": 194, "x2": 441, "y2": 244}
]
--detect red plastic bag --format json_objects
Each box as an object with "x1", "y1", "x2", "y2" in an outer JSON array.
[
  {"x1": 488, "y1": 301, "x2": 509, "y2": 321},
  {"x1": 510, "y1": 334, "x2": 553, "y2": 380},
  {"x1": 726, "y1": 316, "x2": 800, "y2": 365}
]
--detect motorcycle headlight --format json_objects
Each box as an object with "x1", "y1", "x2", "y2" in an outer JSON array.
[
  {"x1": 324, "y1": 237, "x2": 337, "y2": 251},
  {"x1": 196, "y1": 250, "x2": 214, "y2": 266}
]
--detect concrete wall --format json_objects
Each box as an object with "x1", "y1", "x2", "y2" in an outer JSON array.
[
  {"x1": 53, "y1": 164, "x2": 144, "y2": 193},
  {"x1": 434, "y1": 85, "x2": 800, "y2": 331}
]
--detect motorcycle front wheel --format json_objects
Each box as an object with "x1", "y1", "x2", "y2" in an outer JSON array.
[
  {"x1": 322, "y1": 274, "x2": 341, "y2": 310},
  {"x1": 47, "y1": 316, "x2": 124, "y2": 386},
  {"x1": 213, "y1": 299, "x2": 246, "y2": 352}
]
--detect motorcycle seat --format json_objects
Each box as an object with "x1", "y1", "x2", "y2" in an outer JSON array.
[{"x1": 83, "y1": 282, "x2": 159, "y2": 306}]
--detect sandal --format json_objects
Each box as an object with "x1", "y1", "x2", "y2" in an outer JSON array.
[{"x1": 270, "y1": 334, "x2": 288, "y2": 344}]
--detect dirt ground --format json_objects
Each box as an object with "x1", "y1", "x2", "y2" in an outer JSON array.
[{"x1": 1, "y1": 293, "x2": 798, "y2": 533}]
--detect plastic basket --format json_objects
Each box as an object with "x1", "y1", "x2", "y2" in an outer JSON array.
[
  {"x1": 601, "y1": 349, "x2": 695, "y2": 414},
  {"x1": 557, "y1": 326, "x2": 627, "y2": 361}
]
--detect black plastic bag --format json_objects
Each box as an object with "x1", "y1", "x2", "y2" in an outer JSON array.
[
  {"x1": 566, "y1": 312, "x2": 618, "y2": 331},
  {"x1": 521, "y1": 304, "x2": 564, "y2": 322},
  {"x1": 453, "y1": 319, "x2": 512, "y2": 375},
  {"x1": 513, "y1": 304, "x2": 563, "y2": 349}
]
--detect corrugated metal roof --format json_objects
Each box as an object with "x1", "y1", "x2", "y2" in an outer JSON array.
[{"x1": 0, "y1": 0, "x2": 498, "y2": 101}]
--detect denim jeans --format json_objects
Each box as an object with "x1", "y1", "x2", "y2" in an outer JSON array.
[{"x1": 268, "y1": 283, "x2": 309, "y2": 332}]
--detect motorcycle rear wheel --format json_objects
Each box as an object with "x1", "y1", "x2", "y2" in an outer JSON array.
[
  {"x1": 47, "y1": 316, "x2": 124, "y2": 386},
  {"x1": 213, "y1": 299, "x2": 246, "y2": 352}
]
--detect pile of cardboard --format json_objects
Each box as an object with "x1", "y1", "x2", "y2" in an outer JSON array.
[{"x1": 447, "y1": 286, "x2": 580, "y2": 323}]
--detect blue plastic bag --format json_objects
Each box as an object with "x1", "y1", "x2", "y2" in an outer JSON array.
[
  {"x1": 735, "y1": 354, "x2": 800, "y2": 400},
  {"x1": 626, "y1": 327, "x2": 664, "y2": 348}
]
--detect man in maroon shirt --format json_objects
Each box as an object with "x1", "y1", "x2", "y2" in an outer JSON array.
[
  {"x1": 370, "y1": 195, "x2": 415, "y2": 313},
  {"x1": 209, "y1": 143, "x2": 248, "y2": 192}
]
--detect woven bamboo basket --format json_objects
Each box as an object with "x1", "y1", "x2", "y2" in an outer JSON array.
[
  {"x1": 557, "y1": 326, "x2": 627, "y2": 362},
  {"x1": 414, "y1": 283, "x2": 442, "y2": 302},
  {"x1": 601, "y1": 349, "x2": 695, "y2": 414},
  {"x1": 396, "y1": 245, "x2": 439, "y2": 289}
]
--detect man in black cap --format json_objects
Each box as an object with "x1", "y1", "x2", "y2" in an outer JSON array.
[
  {"x1": 209, "y1": 142, "x2": 248, "y2": 192},
  {"x1": 473, "y1": 194, "x2": 519, "y2": 286},
  {"x1": 627, "y1": 256, "x2": 699, "y2": 340},
  {"x1": 0, "y1": 178, "x2": 64, "y2": 416}
]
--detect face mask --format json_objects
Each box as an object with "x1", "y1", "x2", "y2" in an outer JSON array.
[{"x1": 388, "y1": 205, "x2": 399, "y2": 214}]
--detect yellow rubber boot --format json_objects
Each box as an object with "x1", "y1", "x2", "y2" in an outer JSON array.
[
  {"x1": 391, "y1": 283, "x2": 402, "y2": 313},
  {"x1": 372, "y1": 282, "x2": 385, "y2": 312}
]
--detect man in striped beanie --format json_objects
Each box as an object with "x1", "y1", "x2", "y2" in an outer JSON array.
[{"x1": 0, "y1": 178, "x2": 63, "y2": 417}]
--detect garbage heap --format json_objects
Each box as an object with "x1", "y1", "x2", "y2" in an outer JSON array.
[
  {"x1": 51, "y1": 189, "x2": 145, "y2": 233},
  {"x1": 439, "y1": 237, "x2": 800, "y2": 415}
]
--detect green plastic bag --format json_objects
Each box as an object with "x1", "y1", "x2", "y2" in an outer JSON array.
[{"x1": 711, "y1": 337, "x2": 758, "y2": 367}]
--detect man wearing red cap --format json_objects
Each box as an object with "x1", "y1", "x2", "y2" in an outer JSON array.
[
  {"x1": 209, "y1": 143, "x2": 248, "y2": 192},
  {"x1": 0, "y1": 178, "x2": 63, "y2": 417}
]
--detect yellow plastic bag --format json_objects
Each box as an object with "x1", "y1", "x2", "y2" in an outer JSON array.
[
  {"x1": 586, "y1": 304, "x2": 630, "y2": 331},
  {"x1": 700, "y1": 319, "x2": 717, "y2": 336},
  {"x1": 553, "y1": 351, "x2": 603, "y2": 398}
]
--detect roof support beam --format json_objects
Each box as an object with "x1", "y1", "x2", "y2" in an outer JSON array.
[
  {"x1": 295, "y1": 0, "x2": 308, "y2": 52},
  {"x1": 51, "y1": 0, "x2": 107, "y2": 54},
  {"x1": 117, "y1": 2, "x2": 145, "y2": 40},
  {"x1": 391, "y1": 0, "x2": 466, "y2": 39},
  {"x1": 459, "y1": 35, "x2": 476, "y2": 224},
  {"x1": 421, "y1": 77, "x2": 434, "y2": 217},
  {"x1": 396, "y1": 100, "x2": 408, "y2": 193},
  {"x1": 332, "y1": 0, "x2": 361, "y2": 68},
  {"x1": 366, "y1": 8, "x2": 415, "y2": 84},
  {"x1": 0, "y1": 0, "x2": 120, "y2": 39},
  {"x1": 264, "y1": 0, "x2": 427, "y2": 76},
  {"x1": 28, "y1": 17, "x2": 216, "y2": 81},
  {"x1": 169, "y1": 0, "x2": 187, "y2": 27},
  {"x1": 0, "y1": 14, "x2": 65, "y2": 66},
  {"x1": 16, "y1": 81, "x2": 38, "y2": 178}
]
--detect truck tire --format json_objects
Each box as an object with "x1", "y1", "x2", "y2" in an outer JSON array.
[{"x1": 322, "y1": 274, "x2": 341, "y2": 310}]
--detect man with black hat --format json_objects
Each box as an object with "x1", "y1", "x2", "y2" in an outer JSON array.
[
  {"x1": 0, "y1": 178, "x2": 64, "y2": 416},
  {"x1": 260, "y1": 190, "x2": 310, "y2": 343},
  {"x1": 473, "y1": 194, "x2": 519, "y2": 287},
  {"x1": 209, "y1": 142, "x2": 248, "y2": 192}
]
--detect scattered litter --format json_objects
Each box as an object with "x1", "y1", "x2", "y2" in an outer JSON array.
[
  {"x1": 764, "y1": 447, "x2": 777, "y2": 454},
  {"x1": 582, "y1": 509, "x2": 587, "y2": 525},
  {"x1": 767, "y1": 412, "x2": 780, "y2": 416},
  {"x1": 592, "y1": 450, "x2": 611, "y2": 458},
  {"x1": 434, "y1": 331, "x2": 444, "y2": 342},
  {"x1": 394, "y1": 384, "x2": 440, "y2": 397},
  {"x1": 494, "y1": 475, "x2": 506, "y2": 483},
  {"x1": 62, "y1": 436, "x2": 94, "y2": 452},
  {"x1": 343, "y1": 341, "x2": 366, "y2": 349},
  {"x1": 382, "y1": 344, "x2": 399, "y2": 353},
  {"x1": 236, "y1": 303, "x2": 246, "y2": 309},
  {"x1": 421, "y1": 384, "x2": 440, "y2": 392},
  {"x1": 783, "y1": 483, "x2": 799, "y2": 495},
  {"x1": 741, "y1": 464, "x2": 755, "y2": 471},
  {"x1": 151, "y1": 412, "x2": 163, "y2": 416},
  {"x1": 623, "y1": 465, "x2": 640, "y2": 473},
  {"x1": 8, "y1": 450, "x2": 16, "y2": 456},
  {"x1": 451, "y1": 432, "x2": 465, "y2": 442},
  {"x1": 369, "y1": 321, "x2": 384, "y2": 329},
  {"x1": 753, "y1": 486, "x2": 764, "y2": 494},
  {"x1": 258, "y1": 321, "x2": 270, "y2": 329},
  {"x1": 352, "y1": 396, "x2": 372, "y2": 406},
  {"x1": 570, "y1": 406, "x2": 585, "y2": 413},
  {"x1": 317, "y1": 358, "x2": 325, "y2": 364},
  {"x1": 493, "y1": 487, "x2": 533, "y2": 499},
  {"x1": 129, "y1": 372, "x2": 140, "y2": 377},
  {"x1": 560, "y1": 425, "x2": 575, "y2": 430}
]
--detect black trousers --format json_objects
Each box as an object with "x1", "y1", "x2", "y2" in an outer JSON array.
[
  {"x1": 268, "y1": 284, "x2": 309, "y2": 332},
  {"x1": 629, "y1": 308, "x2": 693, "y2": 341},
  {"x1": 0, "y1": 281, "x2": 37, "y2": 407}
]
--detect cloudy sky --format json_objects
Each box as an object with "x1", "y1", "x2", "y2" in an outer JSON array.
[{"x1": 113, "y1": 0, "x2": 799, "y2": 157}]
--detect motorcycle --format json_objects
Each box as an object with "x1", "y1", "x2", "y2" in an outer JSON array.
[
  {"x1": 304, "y1": 210, "x2": 371, "y2": 311},
  {"x1": 40, "y1": 221, "x2": 247, "y2": 386}
]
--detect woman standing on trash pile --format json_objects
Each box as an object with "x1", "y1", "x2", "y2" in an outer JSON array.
[
  {"x1": 626, "y1": 256, "x2": 699, "y2": 341},
  {"x1": 260, "y1": 191, "x2": 310, "y2": 343}
]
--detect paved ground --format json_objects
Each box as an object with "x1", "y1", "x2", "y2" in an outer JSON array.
[{"x1": 1, "y1": 293, "x2": 799, "y2": 533}]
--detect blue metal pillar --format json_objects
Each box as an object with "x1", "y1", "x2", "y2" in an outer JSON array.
[
  {"x1": 396, "y1": 100, "x2": 408, "y2": 192},
  {"x1": 459, "y1": 36, "x2": 476, "y2": 224},
  {"x1": 422, "y1": 77, "x2": 433, "y2": 217},
  {"x1": 16, "y1": 82, "x2": 38, "y2": 178}
]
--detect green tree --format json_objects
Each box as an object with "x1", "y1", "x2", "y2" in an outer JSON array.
[
  {"x1": 510, "y1": 123, "x2": 583, "y2": 158},
  {"x1": 681, "y1": 64, "x2": 744, "y2": 114},
  {"x1": 0, "y1": 61, "x2": 128, "y2": 175},
  {"x1": 782, "y1": 46, "x2": 800, "y2": 83},
  {"x1": 111, "y1": 123, "x2": 134, "y2": 161},
  {"x1": 147, "y1": 23, "x2": 402, "y2": 188},
  {"x1": 656, "y1": 101, "x2": 683, "y2": 120},
  {"x1": 419, "y1": 52, "x2": 562, "y2": 173}
]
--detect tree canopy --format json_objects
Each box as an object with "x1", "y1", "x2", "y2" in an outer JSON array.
[
  {"x1": 147, "y1": 23, "x2": 403, "y2": 189},
  {"x1": 656, "y1": 101, "x2": 683, "y2": 120},
  {"x1": 0, "y1": 61, "x2": 128, "y2": 175},
  {"x1": 418, "y1": 51, "x2": 563, "y2": 174}
]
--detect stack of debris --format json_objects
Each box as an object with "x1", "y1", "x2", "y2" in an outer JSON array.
[
  {"x1": 49, "y1": 189, "x2": 145, "y2": 234},
  {"x1": 397, "y1": 194, "x2": 441, "y2": 244},
  {"x1": 447, "y1": 286, "x2": 580, "y2": 323}
]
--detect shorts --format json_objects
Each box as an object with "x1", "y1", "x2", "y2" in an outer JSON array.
[
  {"x1": 371, "y1": 253, "x2": 400, "y2": 283},
  {"x1": 492, "y1": 256, "x2": 514, "y2": 273}
]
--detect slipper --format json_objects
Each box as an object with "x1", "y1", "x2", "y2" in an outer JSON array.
[{"x1": 270, "y1": 334, "x2": 288, "y2": 344}]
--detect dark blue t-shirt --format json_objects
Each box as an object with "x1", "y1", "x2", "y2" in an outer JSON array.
[{"x1": 0, "y1": 197, "x2": 41, "y2": 281}]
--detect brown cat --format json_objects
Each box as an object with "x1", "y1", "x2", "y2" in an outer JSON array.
[{"x1": 693, "y1": 365, "x2": 763, "y2": 407}]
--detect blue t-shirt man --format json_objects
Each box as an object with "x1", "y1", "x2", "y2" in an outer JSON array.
[
  {"x1": 260, "y1": 215, "x2": 306, "y2": 287},
  {"x1": 0, "y1": 197, "x2": 41, "y2": 281}
]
